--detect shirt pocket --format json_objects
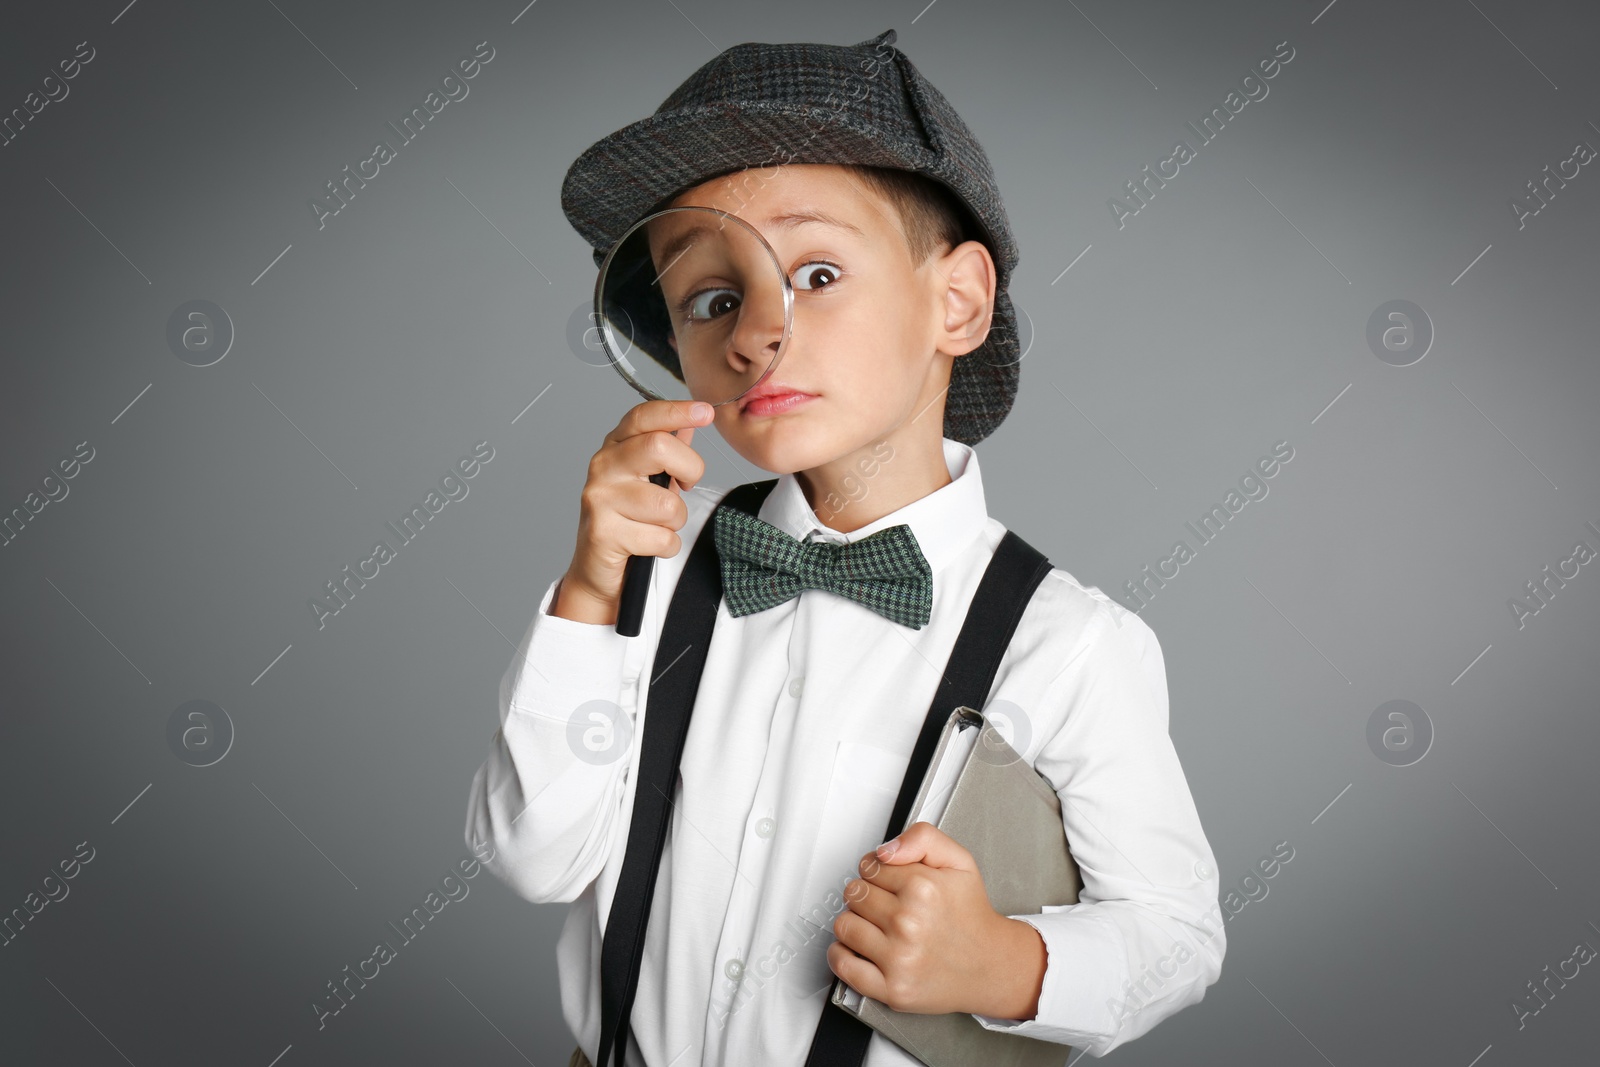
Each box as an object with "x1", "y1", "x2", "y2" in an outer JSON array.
[
  {"x1": 784, "y1": 740, "x2": 911, "y2": 999},
  {"x1": 812, "y1": 740, "x2": 912, "y2": 886}
]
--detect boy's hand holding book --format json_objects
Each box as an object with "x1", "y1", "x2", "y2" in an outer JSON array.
[
  {"x1": 552, "y1": 398, "x2": 713, "y2": 625},
  {"x1": 826, "y1": 820, "x2": 1048, "y2": 1023}
]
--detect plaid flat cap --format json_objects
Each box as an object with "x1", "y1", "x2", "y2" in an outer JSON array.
[{"x1": 560, "y1": 27, "x2": 1022, "y2": 446}]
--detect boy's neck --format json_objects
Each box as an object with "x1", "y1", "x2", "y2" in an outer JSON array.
[{"x1": 795, "y1": 428, "x2": 952, "y2": 534}]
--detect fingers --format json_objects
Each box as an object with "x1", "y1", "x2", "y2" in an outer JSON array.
[
  {"x1": 611, "y1": 475, "x2": 686, "y2": 529},
  {"x1": 606, "y1": 397, "x2": 713, "y2": 447},
  {"x1": 856, "y1": 853, "x2": 918, "y2": 893},
  {"x1": 668, "y1": 424, "x2": 697, "y2": 492},
  {"x1": 841, "y1": 875, "x2": 897, "y2": 930},
  {"x1": 874, "y1": 822, "x2": 974, "y2": 871},
  {"x1": 833, "y1": 896, "x2": 892, "y2": 964},
  {"x1": 565, "y1": 397, "x2": 716, "y2": 609},
  {"x1": 595, "y1": 515, "x2": 681, "y2": 563},
  {"x1": 619, "y1": 431, "x2": 705, "y2": 492},
  {"x1": 605, "y1": 400, "x2": 710, "y2": 491},
  {"x1": 579, "y1": 482, "x2": 684, "y2": 562},
  {"x1": 827, "y1": 940, "x2": 886, "y2": 1002}
]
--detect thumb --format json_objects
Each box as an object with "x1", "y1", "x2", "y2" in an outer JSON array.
[
  {"x1": 671, "y1": 424, "x2": 695, "y2": 492},
  {"x1": 874, "y1": 822, "x2": 974, "y2": 871}
]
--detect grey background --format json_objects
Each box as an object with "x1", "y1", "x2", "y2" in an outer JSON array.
[{"x1": 2, "y1": 0, "x2": 1597, "y2": 1064}]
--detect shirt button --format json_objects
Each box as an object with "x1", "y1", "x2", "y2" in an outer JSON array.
[
  {"x1": 788, "y1": 676, "x2": 805, "y2": 698},
  {"x1": 724, "y1": 958, "x2": 744, "y2": 981},
  {"x1": 1194, "y1": 861, "x2": 1213, "y2": 880},
  {"x1": 755, "y1": 817, "x2": 777, "y2": 838}
]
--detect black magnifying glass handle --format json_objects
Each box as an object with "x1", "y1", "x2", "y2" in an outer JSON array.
[{"x1": 614, "y1": 469, "x2": 673, "y2": 637}]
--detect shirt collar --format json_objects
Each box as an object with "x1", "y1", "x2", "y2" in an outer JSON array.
[{"x1": 755, "y1": 437, "x2": 988, "y2": 575}]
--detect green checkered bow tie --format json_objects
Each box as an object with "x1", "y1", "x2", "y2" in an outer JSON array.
[{"x1": 712, "y1": 505, "x2": 933, "y2": 629}]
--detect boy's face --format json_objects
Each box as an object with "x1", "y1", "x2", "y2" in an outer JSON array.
[{"x1": 645, "y1": 163, "x2": 996, "y2": 476}]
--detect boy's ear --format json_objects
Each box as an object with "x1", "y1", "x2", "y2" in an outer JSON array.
[
  {"x1": 667, "y1": 334, "x2": 677, "y2": 351},
  {"x1": 934, "y1": 240, "x2": 997, "y2": 358}
]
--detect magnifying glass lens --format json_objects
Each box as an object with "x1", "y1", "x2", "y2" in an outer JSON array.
[{"x1": 594, "y1": 207, "x2": 791, "y2": 408}]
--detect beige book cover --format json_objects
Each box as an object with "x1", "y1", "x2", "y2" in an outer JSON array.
[{"x1": 828, "y1": 705, "x2": 1083, "y2": 1067}]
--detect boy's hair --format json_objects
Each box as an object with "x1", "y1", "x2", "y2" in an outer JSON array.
[{"x1": 843, "y1": 165, "x2": 973, "y2": 268}]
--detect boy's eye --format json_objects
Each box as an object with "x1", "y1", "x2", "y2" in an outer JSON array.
[
  {"x1": 792, "y1": 261, "x2": 841, "y2": 291},
  {"x1": 682, "y1": 288, "x2": 741, "y2": 321}
]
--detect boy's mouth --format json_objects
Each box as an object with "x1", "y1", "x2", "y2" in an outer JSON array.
[{"x1": 739, "y1": 381, "x2": 818, "y2": 417}]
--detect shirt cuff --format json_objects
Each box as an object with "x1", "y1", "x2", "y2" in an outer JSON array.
[
  {"x1": 969, "y1": 905, "x2": 1127, "y2": 1054},
  {"x1": 502, "y1": 576, "x2": 635, "y2": 727}
]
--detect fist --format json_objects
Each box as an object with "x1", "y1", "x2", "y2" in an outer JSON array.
[{"x1": 825, "y1": 821, "x2": 1045, "y2": 1019}]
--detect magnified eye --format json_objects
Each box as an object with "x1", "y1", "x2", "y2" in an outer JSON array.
[
  {"x1": 682, "y1": 288, "x2": 741, "y2": 322},
  {"x1": 792, "y1": 261, "x2": 841, "y2": 291}
]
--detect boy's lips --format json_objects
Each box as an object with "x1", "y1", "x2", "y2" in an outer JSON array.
[{"x1": 739, "y1": 381, "x2": 818, "y2": 416}]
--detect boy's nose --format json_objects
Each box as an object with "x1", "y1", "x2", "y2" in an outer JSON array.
[{"x1": 727, "y1": 285, "x2": 789, "y2": 373}]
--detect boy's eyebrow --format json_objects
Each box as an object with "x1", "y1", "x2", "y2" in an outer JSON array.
[
  {"x1": 762, "y1": 209, "x2": 866, "y2": 239},
  {"x1": 652, "y1": 210, "x2": 867, "y2": 271}
]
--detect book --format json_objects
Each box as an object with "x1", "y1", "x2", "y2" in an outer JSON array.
[{"x1": 828, "y1": 705, "x2": 1083, "y2": 1067}]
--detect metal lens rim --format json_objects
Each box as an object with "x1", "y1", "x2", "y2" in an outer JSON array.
[{"x1": 591, "y1": 205, "x2": 794, "y2": 406}]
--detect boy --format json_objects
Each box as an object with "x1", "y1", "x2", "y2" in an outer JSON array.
[{"x1": 464, "y1": 28, "x2": 1225, "y2": 1067}]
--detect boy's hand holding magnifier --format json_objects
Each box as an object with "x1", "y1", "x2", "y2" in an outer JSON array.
[{"x1": 552, "y1": 207, "x2": 794, "y2": 634}]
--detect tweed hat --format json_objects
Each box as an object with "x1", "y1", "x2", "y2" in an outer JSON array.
[{"x1": 560, "y1": 27, "x2": 1021, "y2": 446}]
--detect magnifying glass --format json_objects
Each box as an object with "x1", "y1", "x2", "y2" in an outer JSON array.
[{"x1": 590, "y1": 206, "x2": 794, "y2": 636}]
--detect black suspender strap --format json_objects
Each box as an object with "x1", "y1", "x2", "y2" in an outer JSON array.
[
  {"x1": 597, "y1": 479, "x2": 778, "y2": 1067},
  {"x1": 596, "y1": 479, "x2": 1053, "y2": 1067},
  {"x1": 803, "y1": 522, "x2": 1052, "y2": 1067}
]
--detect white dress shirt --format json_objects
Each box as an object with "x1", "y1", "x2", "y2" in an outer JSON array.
[{"x1": 464, "y1": 436, "x2": 1226, "y2": 1065}]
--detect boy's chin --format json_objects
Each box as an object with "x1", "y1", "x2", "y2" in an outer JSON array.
[{"x1": 720, "y1": 412, "x2": 848, "y2": 476}]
